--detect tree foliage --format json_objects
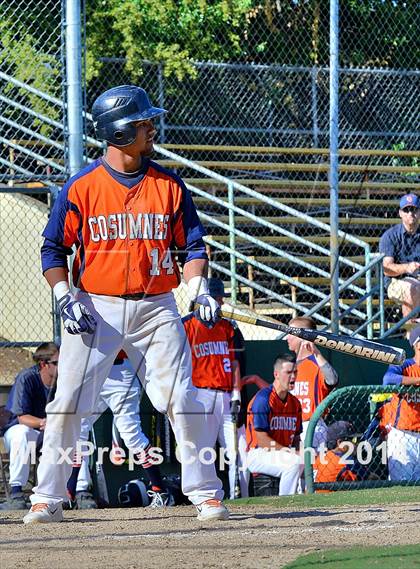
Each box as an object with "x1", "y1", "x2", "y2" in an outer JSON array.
[
  {"x1": 86, "y1": 0, "x2": 253, "y2": 81},
  {"x1": 86, "y1": 0, "x2": 418, "y2": 82},
  {"x1": 0, "y1": 11, "x2": 61, "y2": 135}
]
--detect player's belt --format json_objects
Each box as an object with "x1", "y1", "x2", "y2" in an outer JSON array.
[
  {"x1": 118, "y1": 292, "x2": 159, "y2": 300},
  {"x1": 200, "y1": 387, "x2": 232, "y2": 393}
]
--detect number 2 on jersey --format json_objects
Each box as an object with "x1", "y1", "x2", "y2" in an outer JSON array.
[
  {"x1": 223, "y1": 358, "x2": 231, "y2": 373},
  {"x1": 149, "y1": 248, "x2": 174, "y2": 276}
]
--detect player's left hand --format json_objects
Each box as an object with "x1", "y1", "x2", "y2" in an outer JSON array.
[{"x1": 194, "y1": 294, "x2": 221, "y2": 327}]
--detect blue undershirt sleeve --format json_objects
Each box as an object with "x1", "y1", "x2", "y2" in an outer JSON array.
[{"x1": 252, "y1": 389, "x2": 271, "y2": 432}]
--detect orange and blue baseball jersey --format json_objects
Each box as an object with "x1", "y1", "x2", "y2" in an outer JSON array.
[
  {"x1": 183, "y1": 314, "x2": 236, "y2": 391},
  {"x1": 379, "y1": 392, "x2": 420, "y2": 433},
  {"x1": 383, "y1": 358, "x2": 420, "y2": 385},
  {"x1": 313, "y1": 450, "x2": 358, "y2": 484},
  {"x1": 291, "y1": 355, "x2": 332, "y2": 421},
  {"x1": 41, "y1": 158, "x2": 207, "y2": 295},
  {"x1": 246, "y1": 386, "x2": 302, "y2": 450}
]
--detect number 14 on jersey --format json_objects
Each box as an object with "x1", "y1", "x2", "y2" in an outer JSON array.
[{"x1": 149, "y1": 248, "x2": 175, "y2": 276}]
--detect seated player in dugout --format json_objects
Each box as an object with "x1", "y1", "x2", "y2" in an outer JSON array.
[
  {"x1": 245, "y1": 353, "x2": 303, "y2": 496},
  {"x1": 0, "y1": 343, "x2": 59, "y2": 511},
  {"x1": 286, "y1": 316, "x2": 339, "y2": 452},
  {"x1": 379, "y1": 325, "x2": 420, "y2": 482},
  {"x1": 313, "y1": 421, "x2": 360, "y2": 489}
]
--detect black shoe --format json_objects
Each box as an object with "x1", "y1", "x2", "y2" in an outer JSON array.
[
  {"x1": 147, "y1": 489, "x2": 175, "y2": 508},
  {"x1": 76, "y1": 491, "x2": 98, "y2": 510},
  {"x1": 0, "y1": 493, "x2": 27, "y2": 510}
]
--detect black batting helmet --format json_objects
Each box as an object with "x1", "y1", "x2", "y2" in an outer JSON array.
[
  {"x1": 92, "y1": 85, "x2": 167, "y2": 147},
  {"x1": 117, "y1": 479, "x2": 150, "y2": 507}
]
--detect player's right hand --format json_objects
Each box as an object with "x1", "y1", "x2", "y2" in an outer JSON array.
[
  {"x1": 407, "y1": 261, "x2": 420, "y2": 275},
  {"x1": 230, "y1": 398, "x2": 241, "y2": 425},
  {"x1": 194, "y1": 294, "x2": 221, "y2": 327},
  {"x1": 57, "y1": 293, "x2": 97, "y2": 335}
]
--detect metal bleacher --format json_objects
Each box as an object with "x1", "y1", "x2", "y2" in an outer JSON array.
[
  {"x1": 154, "y1": 143, "x2": 420, "y2": 338},
  {"x1": 1, "y1": 70, "x2": 419, "y2": 339}
]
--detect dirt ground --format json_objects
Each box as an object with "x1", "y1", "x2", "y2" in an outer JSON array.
[{"x1": 1, "y1": 502, "x2": 419, "y2": 569}]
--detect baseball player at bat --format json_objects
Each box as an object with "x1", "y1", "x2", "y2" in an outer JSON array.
[
  {"x1": 23, "y1": 85, "x2": 228, "y2": 524},
  {"x1": 183, "y1": 278, "x2": 249, "y2": 499},
  {"x1": 67, "y1": 351, "x2": 175, "y2": 509}
]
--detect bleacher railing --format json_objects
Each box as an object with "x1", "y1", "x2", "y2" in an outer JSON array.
[
  {"x1": 152, "y1": 144, "x2": 381, "y2": 339},
  {"x1": 1, "y1": 73, "x2": 414, "y2": 342}
]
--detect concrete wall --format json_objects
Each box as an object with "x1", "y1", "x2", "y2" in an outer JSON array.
[{"x1": 0, "y1": 192, "x2": 52, "y2": 343}]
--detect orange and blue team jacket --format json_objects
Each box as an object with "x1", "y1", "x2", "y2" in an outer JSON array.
[
  {"x1": 380, "y1": 358, "x2": 420, "y2": 432},
  {"x1": 41, "y1": 158, "x2": 207, "y2": 295},
  {"x1": 291, "y1": 355, "x2": 332, "y2": 422},
  {"x1": 313, "y1": 450, "x2": 358, "y2": 483},
  {"x1": 183, "y1": 314, "x2": 236, "y2": 391},
  {"x1": 379, "y1": 393, "x2": 420, "y2": 433},
  {"x1": 246, "y1": 386, "x2": 302, "y2": 450}
]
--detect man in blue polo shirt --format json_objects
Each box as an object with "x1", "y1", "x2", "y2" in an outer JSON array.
[
  {"x1": 0, "y1": 342, "x2": 58, "y2": 510},
  {"x1": 379, "y1": 193, "x2": 420, "y2": 323}
]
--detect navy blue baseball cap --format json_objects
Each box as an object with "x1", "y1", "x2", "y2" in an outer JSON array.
[
  {"x1": 208, "y1": 278, "x2": 229, "y2": 298},
  {"x1": 399, "y1": 193, "x2": 419, "y2": 210},
  {"x1": 326, "y1": 421, "x2": 355, "y2": 449}
]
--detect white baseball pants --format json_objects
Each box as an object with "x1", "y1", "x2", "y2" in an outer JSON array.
[
  {"x1": 386, "y1": 427, "x2": 420, "y2": 481},
  {"x1": 195, "y1": 388, "x2": 249, "y2": 499},
  {"x1": 76, "y1": 360, "x2": 149, "y2": 492},
  {"x1": 301, "y1": 418, "x2": 328, "y2": 452},
  {"x1": 297, "y1": 418, "x2": 328, "y2": 493},
  {"x1": 246, "y1": 447, "x2": 303, "y2": 495},
  {"x1": 31, "y1": 292, "x2": 223, "y2": 506},
  {"x1": 3, "y1": 424, "x2": 39, "y2": 488}
]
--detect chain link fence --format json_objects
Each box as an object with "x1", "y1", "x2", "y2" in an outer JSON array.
[
  {"x1": 304, "y1": 385, "x2": 420, "y2": 492},
  {"x1": 0, "y1": 188, "x2": 55, "y2": 348},
  {"x1": 83, "y1": 2, "x2": 419, "y2": 331},
  {"x1": 0, "y1": 0, "x2": 65, "y2": 186},
  {"x1": 1, "y1": 1, "x2": 419, "y2": 344},
  {"x1": 0, "y1": 0, "x2": 63, "y2": 352},
  {"x1": 88, "y1": 60, "x2": 419, "y2": 151}
]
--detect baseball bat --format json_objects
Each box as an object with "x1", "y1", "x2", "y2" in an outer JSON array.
[
  {"x1": 231, "y1": 362, "x2": 241, "y2": 499},
  {"x1": 91, "y1": 427, "x2": 109, "y2": 507},
  {"x1": 231, "y1": 419, "x2": 241, "y2": 499},
  {"x1": 217, "y1": 306, "x2": 406, "y2": 365}
]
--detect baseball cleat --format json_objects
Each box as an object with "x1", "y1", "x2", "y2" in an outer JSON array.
[
  {"x1": 75, "y1": 491, "x2": 98, "y2": 510},
  {"x1": 0, "y1": 493, "x2": 27, "y2": 511},
  {"x1": 147, "y1": 489, "x2": 176, "y2": 508},
  {"x1": 23, "y1": 502, "x2": 63, "y2": 524},
  {"x1": 196, "y1": 499, "x2": 229, "y2": 521}
]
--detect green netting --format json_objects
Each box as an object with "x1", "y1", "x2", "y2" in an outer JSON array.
[{"x1": 304, "y1": 385, "x2": 420, "y2": 493}]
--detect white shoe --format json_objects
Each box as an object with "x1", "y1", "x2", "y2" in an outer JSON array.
[
  {"x1": 23, "y1": 502, "x2": 63, "y2": 524},
  {"x1": 196, "y1": 499, "x2": 229, "y2": 521},
  {"x1": 147, "y1": 489, "x2": 176, "y2": 508}
]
